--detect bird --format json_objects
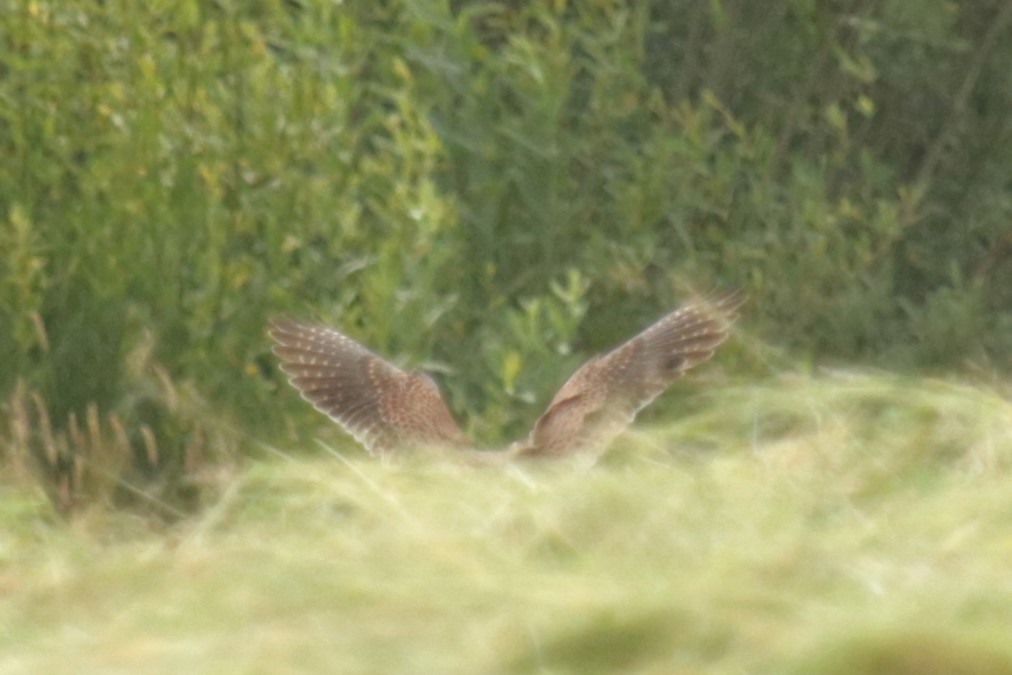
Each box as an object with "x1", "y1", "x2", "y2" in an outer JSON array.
[{"x1": 268, "y1": 290, "x2": 744, "y2": 460}]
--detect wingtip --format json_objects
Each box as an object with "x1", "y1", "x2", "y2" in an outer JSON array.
[
  {"x1": 266, "y1": 315, "x2": 291, "y2": 337},
  {"x1": 267, "y1": 315, "x2": 317, "y2": 341},
  {"x1": 696, "y1": 287, "x2": 747, "y2": 322}
]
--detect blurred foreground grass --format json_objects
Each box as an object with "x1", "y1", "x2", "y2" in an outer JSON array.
[{"x1": 3, "y1": 371, "x2": 1012, "y2": 674}]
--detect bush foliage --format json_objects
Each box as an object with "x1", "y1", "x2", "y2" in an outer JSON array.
[{"x1": 1, "y1": 0, "x2": 1010, "y2": 506}]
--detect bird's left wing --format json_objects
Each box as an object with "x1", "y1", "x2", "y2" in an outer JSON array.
[{"x1": 269, "y1": 318, "x2": 468, "y2": 454}]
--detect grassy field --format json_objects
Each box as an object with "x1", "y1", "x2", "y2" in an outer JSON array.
[
  {"x1": 4, "y1": 4, "x2": 1010, "y2": 672},
  {"x1": 3, "y1": 371, "x2": 1012, "y2": 674}
]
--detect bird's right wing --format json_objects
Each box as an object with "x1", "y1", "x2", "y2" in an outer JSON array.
[
  {"x1": 518, "y1": 290, "x2": 745, "y2": 458},
  {"x1": 269, "y1": 319, "x2": 468, "y2": 454}
]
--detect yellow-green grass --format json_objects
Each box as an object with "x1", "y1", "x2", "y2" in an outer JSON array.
[{"x1": 3, "y1": 371, "x2": 1012, "y2": 674}]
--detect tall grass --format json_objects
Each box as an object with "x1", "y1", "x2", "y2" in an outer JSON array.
[{"x1": 2, "y1": 372, "x2": 1011, "y2": 673}]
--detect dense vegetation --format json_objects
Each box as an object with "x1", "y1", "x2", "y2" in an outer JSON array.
[{"x1": 2, "y1": 0, "x2": 1011, "y2": 505}]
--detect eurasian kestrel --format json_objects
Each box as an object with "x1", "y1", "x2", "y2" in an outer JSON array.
[{"x1": 269, "y1": 290, "x2": 743, "y2": 459}]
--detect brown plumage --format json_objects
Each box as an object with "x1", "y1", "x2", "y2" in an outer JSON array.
[
  {"x1": 268, "y1": 320, "x2": 467, "y2": 454},
  {"x1": 513, "y1": 289, "x2": 744, "y2": 458},
  {"x1": 269, "y1": 290, "x2": 744, "y2": 459}
]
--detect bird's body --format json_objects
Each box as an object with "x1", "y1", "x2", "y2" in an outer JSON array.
[{"x1": 269, "y1": 290, "x2": 743, "y2": 460}]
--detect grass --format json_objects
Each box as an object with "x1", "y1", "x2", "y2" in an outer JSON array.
[{"x1": 2, "y1": 370, "x2": 1012, "y2": 674}]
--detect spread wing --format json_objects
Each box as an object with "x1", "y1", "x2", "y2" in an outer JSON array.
[
  {"x1": 268, "y1": 319, "x2": 468, "y2": 454},
  {"x1": 517, "y1": 290, "x2": 745, "y2": 458}
]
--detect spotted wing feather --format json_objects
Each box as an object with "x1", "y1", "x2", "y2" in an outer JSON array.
[
  {"x1": 269, "y1": 319, "x2": 467, "y2": 454},
  {"x1": 520, "y1": 290, "x2": 745, "y2": 457}
]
